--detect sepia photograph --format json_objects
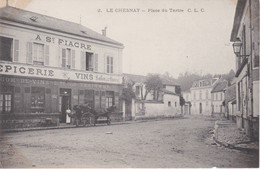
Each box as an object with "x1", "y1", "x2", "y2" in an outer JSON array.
[{"x1": 0, "y1": 0, "x2": 259, "y2": 168}]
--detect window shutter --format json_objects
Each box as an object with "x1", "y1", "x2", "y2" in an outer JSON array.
[
  {"x1": 13, "y1": 39, "x2": 19, "y2": 62},
  {"x1": 71, "y1": 50, "x2": 75, "y2": 69},
  {"x1": 59, "y1": 47, "x2": 62, "y2": 67},
  {"x1": 26, "y1": 42, "x2": 33, "y2": 64},
  {"x1": 94, "y1": 53, "x2": 98, "y2": 72},
  {"x1": 111, "y1": 57, "x2": 113, "y2": 73},
  {"x1": 45, "y1": 45, "x2": 49, "y2": 66},
  {"x1": 81, "y1": 51, "x2": 86, "y2": 70},
  {"x1": 107, "y1": 56, "x2": 109, "y2": 73},
  {"x1": 68, "y1": 50, "x2": 71, "y2": 67},
  {"x1": 61, "y1": 48, "x2": 66, "y2": 68}
]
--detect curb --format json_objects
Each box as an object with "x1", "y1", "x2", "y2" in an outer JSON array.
[
  {"x1": 213, "y1": 136, "x2": 259, "y2": 153},
  {"x1": 1, "y1": 121, "x2": 132, "y2": 133},
  {"x1": 1, "y1": 116, "x2": 184, "y2": 133}
]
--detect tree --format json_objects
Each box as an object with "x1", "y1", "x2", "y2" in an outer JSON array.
[
  {"x1": 180, "y1": 95, "x2": 185, "y2": 114},
  {"x1": 120, "y1": 83, "x2": 136, "y2": 103},
  {"x1": 144, "y1": 74, "x2": 163, "y2": 101}
]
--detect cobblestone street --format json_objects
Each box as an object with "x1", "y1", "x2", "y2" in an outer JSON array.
[{"x1": 0, "y1": 116, "x2": 259, "y2": 168}]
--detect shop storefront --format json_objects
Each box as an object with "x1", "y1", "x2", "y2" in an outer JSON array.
[{"x1": 0, "y1": 6, "x2": 124, "y2": 129}]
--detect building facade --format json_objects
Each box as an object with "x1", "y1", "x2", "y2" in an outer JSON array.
[
  {"x1": 0, "y1": 6, "x2": 124, "y2": 129},
  {"x1": 190, "y1": 78, "x2": 219, "y2": 115},
  {"x1": 230, "y1": 0, "x2": 259, "y2": 139},
  {"x1": 211, "y1": 80, "x2": 228, "y2": 113}
]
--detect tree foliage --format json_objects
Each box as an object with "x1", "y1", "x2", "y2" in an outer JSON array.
[
  {"x1": 144, "y1": 74, "x2": 163, "y2": 100},
  {"x1": 120, "y1": 83, "x2": 136, "y2": 103}
]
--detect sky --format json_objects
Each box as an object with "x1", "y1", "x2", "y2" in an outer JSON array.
[{"x1": 1, "y1": 0, "x2": 237, "y2": 78}]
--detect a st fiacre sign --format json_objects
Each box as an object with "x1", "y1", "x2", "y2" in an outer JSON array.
[{"x1": 0, "y1": 62, "x2": 122, "y2": 84}]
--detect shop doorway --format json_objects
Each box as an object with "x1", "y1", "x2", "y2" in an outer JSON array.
[{"x1": 59, "y1": 88, "x2": 71, "y2": 123}]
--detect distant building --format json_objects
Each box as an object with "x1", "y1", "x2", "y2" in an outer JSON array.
[
  {"x1": 211, "y1": 80, "x2": 228, "y2": 113},
  {"x1": 224, "y1": 83, "x2": 236, "y2": 121},
  {"x1": 122, "y1": 74, "x2": 181, "y2": 119},
  {"x1": 230, "y1": 0, "x2": 259, "y2": 138},
  {"x1": 190, "y1": 78, "x2": 219, "y2": 115}
]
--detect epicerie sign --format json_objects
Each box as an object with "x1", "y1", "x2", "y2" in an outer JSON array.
[
  {"x1": 0, "y1": 63, "x2": 122, "y2": 84},
  {"x1": 35, "y1": 34, "x2": 92, "y2": 50}
]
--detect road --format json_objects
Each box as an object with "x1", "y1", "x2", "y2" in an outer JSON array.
[{"x1": 0, "y1": 116, "x2": 258, "y2": 168}]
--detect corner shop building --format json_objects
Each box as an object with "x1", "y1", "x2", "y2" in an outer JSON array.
[{"x1": 0, "y1": 6, "x2": 124, "y2": 129}]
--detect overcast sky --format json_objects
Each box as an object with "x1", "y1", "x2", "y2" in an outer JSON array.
[{"x1": 1, "y1": 0, "x2": 237, "y2": 78}]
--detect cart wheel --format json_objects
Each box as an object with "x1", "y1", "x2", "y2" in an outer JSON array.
[
  {"x1": 107, "y1": 118, "x2": 111, "y2": 125},
  {"x1": 87, "y1": 115, "x2": 95, "y2": 126}
]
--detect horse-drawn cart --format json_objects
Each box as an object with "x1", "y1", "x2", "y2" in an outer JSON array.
[{"x1": 66, "y1": 104, "x2": 116, "y2": 127}]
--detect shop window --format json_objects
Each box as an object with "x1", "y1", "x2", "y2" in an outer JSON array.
[
  {"x1": 33, "y1": 43, "x2": 44, "y2": 65},
  {"x1": 0, "y1": 36, "x2": 12, "y2": 61},
  {"x1": 78, "y1": 90, "x2": 94, "y2": 108},
  {"x1": 31, "y1": 87, "x2": 45, "y2": 113},
  {"x1": 0, "y1": 86, "x2": 13, "y2": 113},
  {"x1": 107, "y1": 56, "x2": 113, "y2": 73},
  {"x1": 106, "y1": 91, "x2": 114, "y2": 108}
]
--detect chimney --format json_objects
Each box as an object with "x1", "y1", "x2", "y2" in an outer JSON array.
[{"x1": 102, "y1": 26, "x2": 107, "y2": 36}]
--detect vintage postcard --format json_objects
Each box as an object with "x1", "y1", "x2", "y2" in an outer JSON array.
[{"x1": 0, "y1": 0, "x2": 259, "y2": 168}]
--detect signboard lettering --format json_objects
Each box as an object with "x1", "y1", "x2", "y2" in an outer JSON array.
[
  {"x1": 35, "y1": 34, "x2": 92, "y2": 50},
  {"x1": 0, "y1": 63, "x2": 122, "y2": 84}
]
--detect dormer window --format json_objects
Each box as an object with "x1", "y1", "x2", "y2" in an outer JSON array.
[
  {"x1": 81, "y1": 30, "x2": 87, "y2": 34},
  {"x1": 30, "y1": 16, "x2": 38, "y2": 22}
]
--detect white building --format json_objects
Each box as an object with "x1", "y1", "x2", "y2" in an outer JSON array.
[
  {"x1": 190, "y1": 78, "x2": 219, "y2": 115},
  {"x1": 211, "y1": 80, "x2": 228, "y2": 113},
  {"x1": 122, "y1": 74, "x2": 181, "y2": 119}
]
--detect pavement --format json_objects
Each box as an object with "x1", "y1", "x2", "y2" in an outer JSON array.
[
  {"x1": 214, "y1": 119, "x2": 259, "y2": 153},
  {"x1": 0, "y1": 115, "x2": 185, "y2": 133}
]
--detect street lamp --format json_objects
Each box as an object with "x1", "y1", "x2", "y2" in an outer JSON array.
[
  {"x1": 232, "y1": 38, "x2": 250, "y2": 57},
  {"x1": 232, "y1": 38, "x2": 242, "y2": 56}
]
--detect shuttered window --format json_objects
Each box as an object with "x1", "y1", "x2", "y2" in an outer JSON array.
[
  {"x1": 27, "y1": 42, "x2": 49, "y2": 66},
  {"x1": 45, "y1": 45, "x2": 49, "y2": 66},
  {"x1": 61, "y1": 48, "x2": 72, "y2": 69},
  {"x1": 94, "y1": 53, "x2": 98, "y2": 71},
  {"x1": 106, "y1": 56, "x2": 113, "y2": 73},
  {"x1": 33, "y1": 43, "x2": 44, "y2": 65},
  {"x1": 26, "y1": 42, "x2": 33, "y2": 64},
  {"x1": 13, "y1": 39, "x2": 19, "y2": 62}
]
